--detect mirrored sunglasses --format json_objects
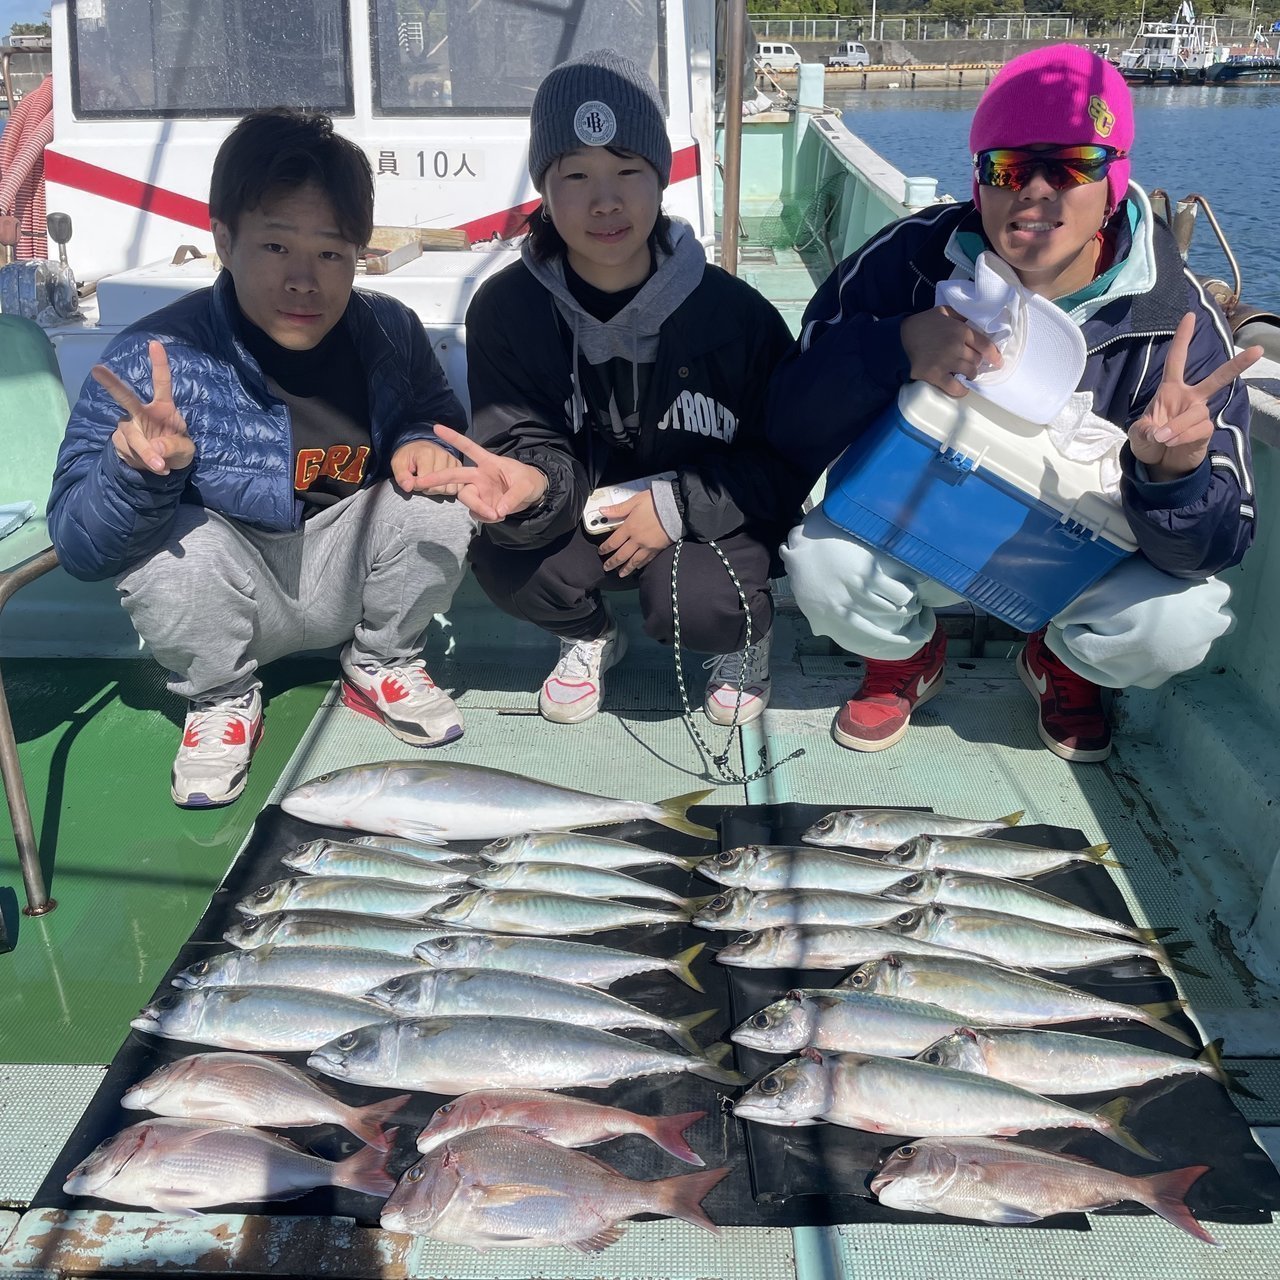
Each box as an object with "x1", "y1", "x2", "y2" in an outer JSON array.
[{"x1": 973, "y1": 145, "x2": 1127, "y2": 192}]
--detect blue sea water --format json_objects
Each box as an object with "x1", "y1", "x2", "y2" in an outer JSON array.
[{"x1": 835, "y1": 84, "x2": 1280, "y2": 313}]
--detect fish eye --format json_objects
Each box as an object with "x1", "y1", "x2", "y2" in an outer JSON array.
[
  {"x1": 897, "y1": 1144, "x2": 916, "y2": 1158},
  {"x1": 384, "y1": 977, "x2": 405, "y2": 992},
  {"x1": 714, "y1": 851, "x2": 736, "y2": 865},
  {"x1": 751, "y1": 1012, "x2": 770, "y2": 1028},
  {"x1": 814, "y1": 817, "x2": 833, "y2": 832},
  {"x1": 154, "y1": 995, "x2": 177, "y2": 1010},
  {"x1": 406, "y1": 1165, "x2": 424, "y2": 1183},
  {"x1": 437, "y1": 1102, "x2": 454, "y2": 1115},
  {"x1": 435, "y1": 937, "x2": 455, "y2": 951},
  {"x1": 923, "y1": 1050, "x2": 942, "y2": 1065},
  {"x1": 490, "y1": 837, "x2": 512, "y2": 850},
  {"x1": 335, "y1": 1032, "x2": 359, "y2": 1050},
  {"x1": 847, "y1": 971, "x2": 868, "y2": 988},
  {"x1": 709, "y1": 895, "x2": 727, "y2": 910},
  {"x1": 240, "y1": 916, "x2": 262, "y2": 932},
  {"x1": 900, "y1": 874, "x2": 920, "y2": 890},
  {"x1": 252, "y1": 885, "x2": 274, "y2": 901},
  {"x1": 95, "y1": 1135, "x2": 117, "y2": 1151},
  {"x1": 759, "y1": 1074, "x2": 782, "y2": 1095},
  {"x1": 895, "y1": 911, "x2": 916, "y2": 926},
  {"x1": 188, "y1": 960, "x2": 209, "y2": 976}
]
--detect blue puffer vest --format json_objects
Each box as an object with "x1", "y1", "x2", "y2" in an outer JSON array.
[{"x1": 48, "y1": 272, "x2": 467, "y2": 581}]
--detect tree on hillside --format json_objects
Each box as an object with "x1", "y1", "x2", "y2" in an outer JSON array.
[{"x1": 11, "y1": 22, "x2": 53, "y2": 36}]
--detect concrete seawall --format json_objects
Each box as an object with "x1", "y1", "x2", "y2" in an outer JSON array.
[{"x1": 1, "y1": 49, "x2": 53, "y2": 104}]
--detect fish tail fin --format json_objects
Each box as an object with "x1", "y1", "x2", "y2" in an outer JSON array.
[
  {"x1": 1139, "y1": 999, "x2": 1195, "y2": 1048},
  {"x1": 997, "y1": 811, "x2": 1025, "y2": 827},
  {"x1": 691, "y1": 1041, "x2": 747, "y2": 1087},
  {"x1": 348, "y1": 1093, "x2": 413, "y2": 1151},
  {"x1": 1135, "y1": 1165, "x2": 1220, "y2": 1246},
  {"x1": 1200, "y1": 1038, "x2": 1264, "y2": 1101},
  {"x1": 1081, "y1": 841, "x2": 1112, "y2": 860},
  {"x1": 668, "y1": 942, "x2": 707, "y2": 992},
  {"x1": 331, "y1": 1141, "x2": 396, "y2": 1197},
  {"x1": 642, "y1": 1109, "x2": 708, "y2": 1166},
  {"x1": 651, "y1": 1164, "x2": 731, "y2": 1232},
  {"x1": 668, "y1": 1007, "x2": 719, "y2": 1054},
  {"x1": 1148, "y1": 938, "x2": 1211, "y2": 980},
  {"x1": 1141, "y1": 927, "x2": 1181, "y2": 940},
  {"x1": 1093, "y1": 1096, "x2": 1158, "y2": 1161},
  {"x1": 655, "y1": 790, "x2": 717, "y2": 841}
]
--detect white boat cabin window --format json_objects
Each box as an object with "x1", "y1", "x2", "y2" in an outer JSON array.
[
  {"x1": 69, "y1": 0, "x2": 354, "y2": 117},
  {"x1": 369, "y1": 0, "x2": 665, "y2": 115}
]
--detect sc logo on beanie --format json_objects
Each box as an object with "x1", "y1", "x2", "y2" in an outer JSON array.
[
  {"x1": 574, "y1": 101, "x2": 617, "y2": 147},
  {"x1": 1088, "y1": 95, "x2": 1116, "y2": 138}
]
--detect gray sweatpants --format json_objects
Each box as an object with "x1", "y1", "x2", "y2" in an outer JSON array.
[
  {"x1": 115, "y1": 482, "x2": 476, "y2": 702},
  {"x1": 782, "y1": 508, "x2": 1234, "y2": 690}
]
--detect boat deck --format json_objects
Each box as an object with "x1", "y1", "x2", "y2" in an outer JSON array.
[{"x1": 2, "y1": 587, "x2": 1278, "y2": 1276}]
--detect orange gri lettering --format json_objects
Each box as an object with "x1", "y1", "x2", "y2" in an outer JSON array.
[
  {"x1": 337, "y1": 446, "x2": 371, "y2": 485},
  {"x1": 295, "y1": 449, "x2": 325, "y2": 489},
  {"x1": 319, "y1": 446, "x2": 353, "y2": 480}
]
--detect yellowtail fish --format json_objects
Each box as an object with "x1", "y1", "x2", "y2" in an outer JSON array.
[
  {"x1": 803, "y1": 808, "x2": 1023, "y2": 852},
  {"x1": 479, "y1": 831, "x2": 698, "y2": 872},
  {"x1": 872, "y1": 1138, "x2": 1217, "y2": 1244},
  {"x1": 173, "y1": 944, "x2": 427, "y2": 997},
  {"x1": 281, "y1": 761, "x2": 715, "y2": 843},
  {"x1": 883, "y1": 833, "x2": 1116, "y2": 878},
  {"x1": 696, "y1": 845, "x2": 910, "y2": 894}
]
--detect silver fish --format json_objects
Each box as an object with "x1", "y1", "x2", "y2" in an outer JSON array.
[
  {"x1": 803, "y1": 808, "x2": 1024, "y2": 852},
  {"x1": 380, "y1": 1127, "x2": 728, "y2": 1248},
  {"x1": 696, "y1": 845, "x2": 911, "y2": 894},
  {"x1": 364, "y1": 968, "x2": 715, "y2": 1053},
  {"x1": 414, "y1": 1089, "x2": 706, "y2": 1163},
  {"x1": 883, "y1": 904, "x2": 1180, "y2": 973},
  {"x1": 414, "y1": 933, "x2": 706, "y2": 991},
  {"x1": 235, "y1": 876, "x2": 460, "y2": 921},
  {"x1": 872, "y1": 1138, "x2": 1216, "y2": 1244},
  {"x1": 732, "y1": 989, "x2": 967, "y2": 1057},
  {"x1": 691, "y1": 888, "x2": 905, "y2": 932},
  {"x1": 734, "y1": 1049, "x2": 1154, "y2": 1158},
  {"x1": 120, "y1": 1051, "x2": 410, "y2": 1149},
  {"x1": 885, "y1": 868, "x2": 1150, "y2": 939},
  {"x1": 281, "y1": 761, "x2": 715, "y2": 843},
  {"x1": 841, "y1": 954, "x2": 1194, "y2": 1047},
  {"x1": 917, "y1": 1026, "x2": 1231, "y2": 1096},
  {"x1": 282, "y1": 843, "x2": 481, "y2": 888},
  {"x1": 172, "y1": 944, "x2": 427, "y2": 996},
  {"x1": 430, "y1": 888, "x2": 686, "y2": 935},
  {"x1": 307, "y1": 1015, "x2": 743, "y2": 1092},
  {"x1": 714, "y1": 925, "x2": 973, "y2": 970},
  {"x1": 224, "y1": 910, "x2": 454, "y2": 957},
  {"x1": 479, "y1": 831, "x2": 698, "y2": 871},
  {"x1": 131, "y1": 986, "x2": 391, "y2": 1052},
  {"x1": 290, "y1": 836, "x2": 468, "y2": 866},
  {"x1": 63, "y1": 1117, "x2": 392, "y2": 1214},
  {"x1": 884, "y1": 833, "x2": 1116, "y2": 878},
  {"x1": 469, "y1": 860, "x2": 689, "y2": 905}
]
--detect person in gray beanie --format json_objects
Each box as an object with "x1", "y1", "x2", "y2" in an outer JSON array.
[{"x1": 414, "y1": 48, "x2": 811, "y2": 728}]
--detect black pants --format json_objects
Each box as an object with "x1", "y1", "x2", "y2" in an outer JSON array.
[{"x1": 469, "y1": 526, "x2": 775, "y2": 653}]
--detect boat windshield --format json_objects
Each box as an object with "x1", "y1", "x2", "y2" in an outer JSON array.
[{"x1": 67, "y1": 0, "x2": 664, "y2": 119}]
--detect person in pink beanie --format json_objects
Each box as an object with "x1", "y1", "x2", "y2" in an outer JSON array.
[{"x1": 766, "y1": 44, "x2": 1261, "y2": 763}]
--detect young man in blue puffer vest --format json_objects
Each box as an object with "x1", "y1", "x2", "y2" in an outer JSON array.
[{"x1": 49, "y1": 109, "x2": 476, "y2": 807}]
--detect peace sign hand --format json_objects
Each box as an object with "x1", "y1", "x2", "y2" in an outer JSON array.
[
  {"x1": 407, "y1": 424, "x2": 549, "y2": 523},
  {"x1": 1128, "y1": 313, "x2": 1262, "y2": 483},
  {"x1": 94, "y1": 341, "x2": 195, "y2": 476}
]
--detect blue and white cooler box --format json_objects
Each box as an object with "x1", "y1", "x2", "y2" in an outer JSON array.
[{"x1": 822, "y1": 381, "x2": 1138, "y2": 633}]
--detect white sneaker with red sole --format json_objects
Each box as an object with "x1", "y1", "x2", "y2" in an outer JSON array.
[
  {"x1": 171, "y1": 689, "x2": 263, "y2": 808},
  {"x1": 340, "y1": 646, "x2": 464, "y2": 747}
]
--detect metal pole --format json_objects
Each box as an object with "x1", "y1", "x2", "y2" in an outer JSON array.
[
  {"x1": 0, "y1": 547, "x2": 60, "y2": 916},
  {"x1": 721, "y1": 0, "x2": 746, "y2": 277}
]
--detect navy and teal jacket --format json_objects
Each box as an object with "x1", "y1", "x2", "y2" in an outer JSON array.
[
  {"x1": 766, "y1": 190, "x2": 1256, "y2": 579},
  {"x1": 48, "y1": 271, "x2": 467, "y2": 581}
]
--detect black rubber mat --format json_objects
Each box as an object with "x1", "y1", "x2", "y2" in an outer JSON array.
[{"x1": 33, "y1": 802, "x2": 1280, "y2": 1235}]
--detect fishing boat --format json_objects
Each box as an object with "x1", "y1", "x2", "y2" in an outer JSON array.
[
  {"x1": 1116, "y1": 4, "x2": 1231, "y2": 84},
  {"x1": 2, "y1": 1, "x2": 1280, "y2": 1276},
  {"x1": 1205, "y1": 30, "x2": 1280, "y2": 83}
]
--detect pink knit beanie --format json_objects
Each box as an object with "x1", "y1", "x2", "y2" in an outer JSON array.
[{"x1": 969, "y1": 45, "x2": 1134, "y2": 213}]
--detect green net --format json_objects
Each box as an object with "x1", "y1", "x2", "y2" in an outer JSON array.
[{"x1": 749, "y1": 171, "x2": 847, "y2": 256}]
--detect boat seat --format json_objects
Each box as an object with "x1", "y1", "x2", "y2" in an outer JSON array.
[{"x1": 0, "y1": 314, "x2": 68, "y2": 915}]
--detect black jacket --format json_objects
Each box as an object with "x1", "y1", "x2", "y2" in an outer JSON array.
[{"x1": 465, "y1": 255, "x2": 807, "y2": 549}]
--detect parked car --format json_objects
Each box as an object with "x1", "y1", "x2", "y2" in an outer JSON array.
[
  {"x1": 755, "y1": 42, "x2": 802, "y2": 72},
  {"x1": 828, "y1": 41, "x2": 871, "y2": 68}
]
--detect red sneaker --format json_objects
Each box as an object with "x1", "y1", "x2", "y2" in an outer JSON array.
[
  {"x1": 833, "y1": 624, "x2": 947, "y2": 752},
  {"x1": 1017, "y1": 628, "x2": 1112, "y2": 763}
]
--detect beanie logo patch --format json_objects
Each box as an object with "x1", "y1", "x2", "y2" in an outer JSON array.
[
  {"x1": 1088, "y1": 95, "x2": 1116, "y2": 138},
  {"x1": 573, "y1": 101, "x2": 617, "y2": 148}
]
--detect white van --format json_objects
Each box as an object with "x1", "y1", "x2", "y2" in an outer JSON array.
[{"x1": 755, "y1": 42, "x2": 802, "y2": 72}]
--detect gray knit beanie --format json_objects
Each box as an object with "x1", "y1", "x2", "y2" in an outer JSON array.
[{"x1": 528, "y1": 49, "x2": 671, "y2": 190}]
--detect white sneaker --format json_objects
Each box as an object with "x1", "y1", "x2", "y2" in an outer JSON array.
[
  {"x1": 171, "y1": 689, "x2": 263, "y2": 808},
  {"x1": 340, "y1": 645, "x2": 464, "y2": 747},
  {"x1": 704, "y1": 629, "x2": 772, "y2": 726},
  {"x1": 539, "y1": 625, "x2": 628, "y2": 724}
]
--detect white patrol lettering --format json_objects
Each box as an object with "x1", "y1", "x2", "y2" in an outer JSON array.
[{"x1": 657, "y1": 392, "x2": 737, "y2": 443}]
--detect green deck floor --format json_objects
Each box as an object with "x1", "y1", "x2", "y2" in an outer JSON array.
[{"x1": 2, "y1": 622, "x2": 1279, "y2": 1276}]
